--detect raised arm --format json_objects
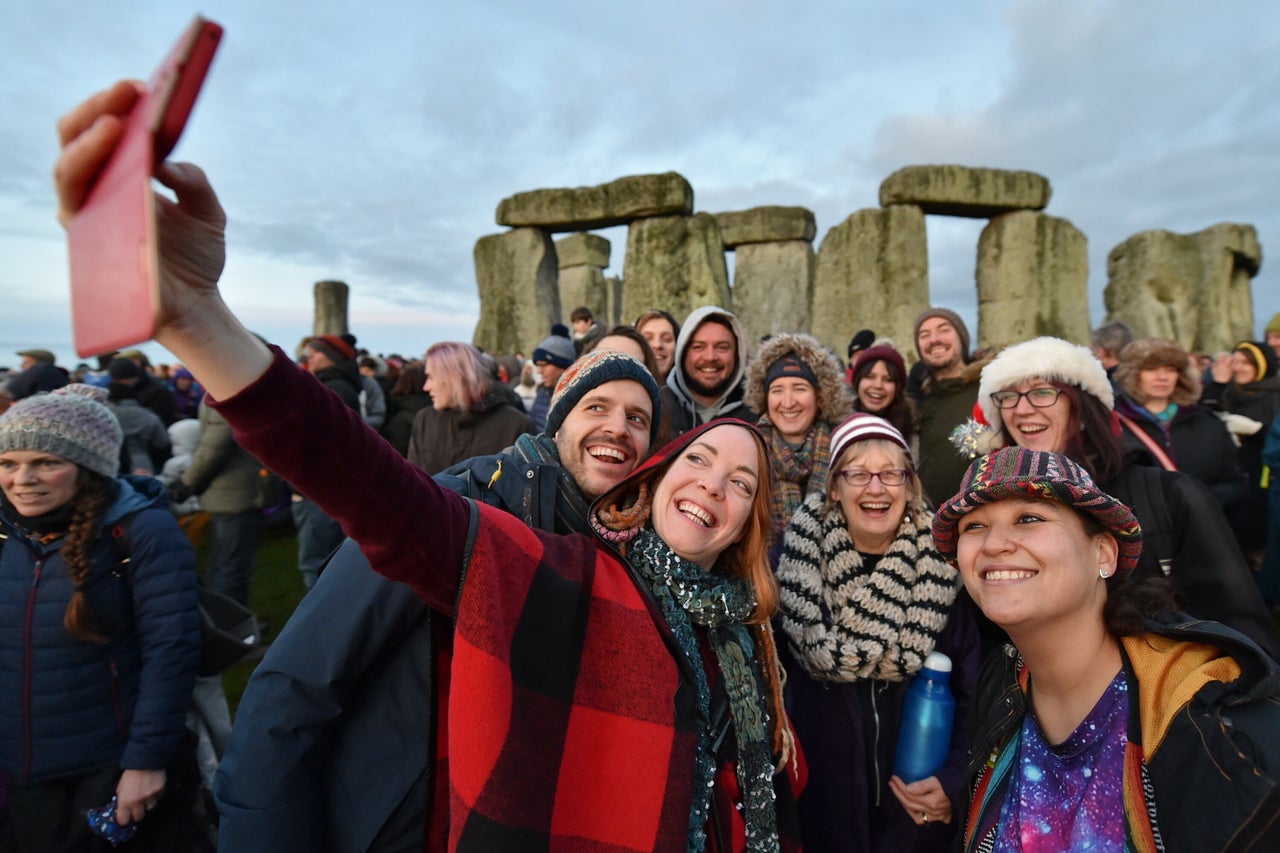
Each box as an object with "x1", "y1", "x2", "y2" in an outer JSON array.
[
  {"x1": 55, "y1": 83, "x2": 470, "y2": 610},
  {"x1": 55, "y1": 81, "x2": 270, "y2": 400}
]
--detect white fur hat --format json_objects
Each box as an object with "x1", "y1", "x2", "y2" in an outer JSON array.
[{"x1": 978, "y1": 337, "x2": 1113, "y2": 430}]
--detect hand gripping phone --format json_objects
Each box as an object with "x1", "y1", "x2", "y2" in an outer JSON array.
[{"x1": 66, "y1": 16, "x2": 222, "y2": 358}]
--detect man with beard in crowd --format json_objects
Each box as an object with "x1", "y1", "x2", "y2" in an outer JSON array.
[
  {"x1": 660, "y1": 305, "x2": 757, "y2": 436},
  {"x1": 911, "y1": 307, "x2": 983, "y2": 506}
]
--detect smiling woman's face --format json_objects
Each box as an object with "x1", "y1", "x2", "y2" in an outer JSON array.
[
  {"x1": 999, "y1": 379, "x2": 1073, "y2": 453},
  {"x1": 650, "y1": 424, "x2": 760, "y2": 570}
]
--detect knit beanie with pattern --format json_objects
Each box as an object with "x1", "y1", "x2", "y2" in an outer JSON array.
[
  {"x1": 544, "y1": 349, "x2": 662, "y2": 443},
  {"x1": 0, "y1": 384, "x2": 122, "y2": 478}
]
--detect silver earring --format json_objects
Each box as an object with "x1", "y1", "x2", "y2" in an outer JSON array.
[{"x1": 1099, "y1": 569, "x2": 1111, "y2": 580}]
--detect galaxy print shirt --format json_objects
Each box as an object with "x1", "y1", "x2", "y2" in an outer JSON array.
[{"x1": 993, "y1": 671, "x2": 1128, "y2": 852}]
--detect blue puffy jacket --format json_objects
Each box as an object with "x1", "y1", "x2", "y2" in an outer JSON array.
[{"x1": 0, "y1": 476, "x2": 200, "y2": 783}]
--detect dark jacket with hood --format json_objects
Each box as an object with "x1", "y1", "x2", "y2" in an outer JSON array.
[
  {"x1": 0, "y1": 476, "x2": 200, "y2": 784},
  {"x1": 961, "y1": 614, "x2": 1280, "y2": 852},
  {"x1": 1203, "y1": 372, "x2": 1280, "y2": 550},
  {"x1": 213, "y1": 350, "x2": 802, "y2": 853},
  {"x1": 215, "y1": 445, "x2": 567, "y2": 853},
  {"x1": 661, "y1": 306, "x2": 758, "y2": 436},
  {"x1": 406, "y1": 388, "x2": 535, "y2": 475}
]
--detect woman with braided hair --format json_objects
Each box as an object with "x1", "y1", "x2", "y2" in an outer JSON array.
[
  {"x1": 0, "y1": 385, "x2": 200, "y2": 850},
  {"x1": 776, "y1": 412, "x2": 981, "y2": 853}
]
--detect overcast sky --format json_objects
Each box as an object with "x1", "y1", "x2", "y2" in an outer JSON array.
[{"x1": 3, "y1": 0, "x2": 1278, "y2": 368}]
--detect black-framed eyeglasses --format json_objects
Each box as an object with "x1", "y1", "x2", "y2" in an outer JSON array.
[
  {"x1": 836, "y1": 468, "x2": 910, "y2": 487},
  {"x1": 990, "y1": 387, "x2": 1064, "y2": 409}
]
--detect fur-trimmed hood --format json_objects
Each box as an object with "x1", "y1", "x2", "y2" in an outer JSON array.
[
  {"x1": 744, "y1": 333, "x2": 853, "y2": 427},
  {"x1": 977, "y1": 337, "x2": 1112, "y2": 431},
  {"x1": 1113, "y1": 338, "x2": 1201, "y2": 407}
]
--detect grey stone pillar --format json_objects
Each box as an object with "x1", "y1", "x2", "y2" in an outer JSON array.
[
  {"x1": 472, "y1": 228, "x2": 560, "y2": 356},
  {"x1": 811, "y1": 205, "x2": 929, "y2": 357},
  {"x1": 313, "y1": 280, "x2": 350, "y2": 337},
  {"x1": 556, "y1": 233, "x2": 611, "y2": 322},
  {"x1": 622, "y1": 213, "x2": 730, "y2": 324},
  {"x1": 976, "y1": 211, "x2": 1089, "y2": 349}
]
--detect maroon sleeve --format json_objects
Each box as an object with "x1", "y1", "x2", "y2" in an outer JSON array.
[{"x1": 209, "y1": 347, "x2": 469, "y2": 612}]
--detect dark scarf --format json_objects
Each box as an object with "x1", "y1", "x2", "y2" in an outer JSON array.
[
  {"x1": 0, "y1": 494, "x2": 76, "y2": 544},
  {"x1": 762, "y1": 420, "x2": 831, "y2": 530},
  {"x1": 511, "y1": 432, "x2": 592, "y2": 535},
  {"x1": 776, "y1": 493, "x2": 957, "y2": 683},
  {"x1": 627, "y1": 529, "x2": 779, "y2": 853}
]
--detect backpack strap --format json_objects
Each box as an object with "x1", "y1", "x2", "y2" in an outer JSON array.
[
  {"x1": 1116, "y1": 412, "x2": 1178, "y2": 471},
  {"x1": 1125, "y1": 467, "x2": 1175, "y2": 577}
]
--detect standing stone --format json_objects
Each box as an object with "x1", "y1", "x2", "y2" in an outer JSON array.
[
  {"x1": 1104, "y1": 223, "x2": 1262, "y2": 353},
  {"x1": 879, "y1": 165, "x2": 1051, "y2": 218},
  {"x1": 811, "y1": 206, "x2": 929, "y2": 357},
  {"x1": 472, "y1": 228, "x2": 560, "y2": 356},
  {"x1": 313, "y1": 280, "x2": 350, "y2": 337},
  {"x1": 622, "y1": 213, "x2": 730, "y2": 323},
  {"x1": 976, "y1": 211, "x2": 1089, "y2": 348},
  {"x1": 1193, "y1": 224, "x2": 1261, "y2": 353},
  {"x1": 715, "y1": 206, "x2": 817, "y2": 247},
  {"x1": 556, "y1": 233, "x2": 611, "y2": 321},
  {"x1": 605, "y1": 276, "x2": 625, "y2": 327},
  {"x1": 496, "y1": 172, "x2": 694, "y2": 232},
  {"x1": 732, "y1": 241, "x2": 815, "y2": 343}
]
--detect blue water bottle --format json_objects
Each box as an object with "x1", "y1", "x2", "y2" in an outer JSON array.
[{"x1": 893, "y1": 651, "x2": 955, "y2": 782}]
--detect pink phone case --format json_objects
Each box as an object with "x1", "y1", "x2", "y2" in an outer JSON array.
[{"x1": 67, "y1": 16, "x2": 222, "y2": 358}]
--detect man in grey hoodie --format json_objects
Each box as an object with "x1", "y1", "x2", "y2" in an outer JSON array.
[{"x1": 660, "y1": 305, "x2": 758, "y2": 435}]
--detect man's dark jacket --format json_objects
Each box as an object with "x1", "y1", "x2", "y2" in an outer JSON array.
[{"x1": 214, "y1": 451, "x2": 561, "y2": 853}]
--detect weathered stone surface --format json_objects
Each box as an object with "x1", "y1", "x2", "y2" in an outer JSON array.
[
  {"x1": 1104, "y1": 223, "x2": 1261, "y2": 353},
  {"x1": 496, "y1": 173, "x2": 693, "y2": 232},
  {"x1": 732, "y1": 241, "x2": 815, "y2": 342},
  {"x1": 715, "y1": 206, "x2": 817, "y2": 247},
  {"x1": 313, "y1": 280, "x2": 349, "y2": 336},
  {"x1": 556, "y1": 232, "x2": 611, "y2": 269},
  {"x1": 472, "y1": 228, "x2": 560, "y2": 355},
  {"x1": 558, "y1": 266, "x2": 609, "y2": 323},
  {"x1": 976, "y1": 211, "x2": 1090, "y2": 348},
  {"x1": 621, "y1": 214, "x2": 730, "y2": 323},
  {"x1": 811, "y1": 206, "x2": 928, "y2": 357},
  {"x1": 879, "y1": 165, "x2": 1051, "y2": 218},
  {"x1": 605, "y1": 275, "x2": 624, "y2": 327}
]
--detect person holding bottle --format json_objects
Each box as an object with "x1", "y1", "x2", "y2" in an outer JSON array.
[
  {"x1": 776, "y1": 412, "x2": 981, "y2": 852},
  {"x1": 934, "y1": 447, "x2": 1280, "y2": 851}
]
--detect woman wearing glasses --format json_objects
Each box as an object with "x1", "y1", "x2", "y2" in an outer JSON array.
[
  {"x1": 776, "y1": 413, "x2": 982, "y2": 852},
  {"x1": 974, "y1": 337, "x2": 1278, "y2": 659}
]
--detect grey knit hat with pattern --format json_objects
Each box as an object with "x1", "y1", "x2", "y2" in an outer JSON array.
[{"x1": 0, "y1": 384, "x2": 122, "y2": 478}]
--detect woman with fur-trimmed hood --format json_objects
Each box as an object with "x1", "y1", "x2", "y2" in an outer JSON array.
[
  {"x1": 745, "y1": 333, "x2": 853, "y2": 532},
  {"x1": 1112, "y1": 337, "x2": 1247, "y2": 510}
]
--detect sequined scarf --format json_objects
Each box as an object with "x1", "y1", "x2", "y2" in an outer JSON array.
[{"x1": 627, "y1": 529, "x2": 779, "y2": 852}]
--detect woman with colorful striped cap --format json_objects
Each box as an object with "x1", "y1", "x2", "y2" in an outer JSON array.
[{"x1": 935, "y1": 446, "x2": 1280, "y2": 852}]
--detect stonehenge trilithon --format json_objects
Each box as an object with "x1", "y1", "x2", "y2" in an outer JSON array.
[{"x1": 465, "y1": 163, "x2": 1260, "y2": 363}]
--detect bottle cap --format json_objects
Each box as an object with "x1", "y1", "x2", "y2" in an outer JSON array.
[{"x1": 923, "y1": 651, "x2": 952, "y2": 673}]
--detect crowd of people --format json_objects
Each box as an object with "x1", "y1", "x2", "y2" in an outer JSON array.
[{"x1": 0, "y1": 78, "x2": 1277, "y2": 851}]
